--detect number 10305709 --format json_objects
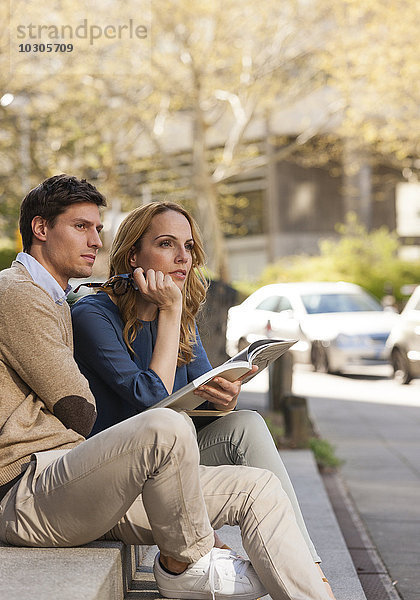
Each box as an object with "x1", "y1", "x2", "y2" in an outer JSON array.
[{"x1": 18, "y1": 43, "x2": 73, "y2": 52}]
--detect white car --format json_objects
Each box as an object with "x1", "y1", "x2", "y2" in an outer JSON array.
[
  {"x1": 226, "y1": 281, "x2": 399, "y2": 373},
  {"x1": 386, "y1": 285, "x2": 420, "y2": 384}
]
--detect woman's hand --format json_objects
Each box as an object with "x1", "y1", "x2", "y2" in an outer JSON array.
[
  {"x1": 133, "y1": 267, "x2": 182, "y2": 312},
  {"x1": 138, "y1": 266, "x2": 183, "y2": 393},
  {"x1": 194, "y1": 365, "x2": 258, "y2": 411}
]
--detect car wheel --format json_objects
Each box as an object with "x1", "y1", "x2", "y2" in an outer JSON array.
[
  {"x1": 311, "y1": 342, "x2": 329, "y2": 373},
  {"x1": 391, "y1": 348, "x2": 412, "y2": 384}
]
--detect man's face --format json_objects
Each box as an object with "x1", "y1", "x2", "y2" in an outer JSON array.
[{"x1": 34, "y1": 202, "x2": 103, "y2": 289}]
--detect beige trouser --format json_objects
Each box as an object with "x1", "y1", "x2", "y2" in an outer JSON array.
[
  {"x1": 196, "y1": 409, "x2": 320, "y2": 562},
  {"x1": 0, "y1": 409, "x2": 329, "y2": 600}
]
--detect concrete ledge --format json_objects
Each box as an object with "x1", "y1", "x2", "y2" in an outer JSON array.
[
  {"x1": 0, "y1": 541, "x2": 136, "y2": 600},
  {"x1": 0, "y1": 450, "x2": 366, "y2": 600},
  {"x1": 281, "y1": 450, "x2": 367, "y2": 600}
]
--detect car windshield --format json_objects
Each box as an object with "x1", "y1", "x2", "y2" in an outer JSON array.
[{"x1": 301, "y1": 292, "x2": 383, "y2": 314}]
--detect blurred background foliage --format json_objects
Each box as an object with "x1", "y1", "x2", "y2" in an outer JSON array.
[
  {"x1": 234, "y1": 213, "x2": 420, "y2": 304},
  {"x1": 1, "y1": 0, "x2": 419, "y2": 279},
  {"x1": 0, "y1": 242, "x2": 16, "y2": 271}
]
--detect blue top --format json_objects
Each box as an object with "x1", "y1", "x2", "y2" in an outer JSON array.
[{"x1": 71, "y1": 292, "x2": 212, "y2": 436}]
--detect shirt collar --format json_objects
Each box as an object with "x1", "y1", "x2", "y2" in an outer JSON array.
[{"x1": 16, "y1": 252, "x2": 72, "y2": 305}]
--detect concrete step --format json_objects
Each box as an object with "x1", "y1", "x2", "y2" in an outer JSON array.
[
  {"x1": 0, "y1": 450, "x2": 366, "y2": 599},
  {"x1": 0, "y1": 541, "x2": 135, "y2": 600},
  {"x1": 281, "y1": 450, "x2": 367, "y2": 600}
]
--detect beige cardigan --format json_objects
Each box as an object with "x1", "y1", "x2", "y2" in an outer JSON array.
[{"x1": 0, "y1": 262, "x2": 96, "y2": 485}]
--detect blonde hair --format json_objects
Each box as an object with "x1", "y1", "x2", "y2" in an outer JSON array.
[{"x1": 109, "y1": 202, "x2": 208, "y2": 365}]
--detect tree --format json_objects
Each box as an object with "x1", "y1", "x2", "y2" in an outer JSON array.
[
  {"x1": 0, "y1": 0, "x2": 153, "y2": 236},
  {"x1": 316, "y1": 0, "x2": 420, "y2": 172},
  {"x1": 1, "y1": 0, "x2": 326, "y2": 277},
  {"x1": 259, "y1": 213, "x2": 420, "y2": 303},
  {"x1": 2, "y1": 0, "x2": 419, "y2": 278},
  {"x1": 124, "y1": 0, "x2": 327, "y2": 277}
]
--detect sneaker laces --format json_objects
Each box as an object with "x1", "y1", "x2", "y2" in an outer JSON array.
[{"x1": 208, "y1": 548, "x2": 249, "y2": 600}]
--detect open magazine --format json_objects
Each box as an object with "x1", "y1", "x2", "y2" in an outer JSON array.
[{"x1": 151, "y1": 338, "x2": 297, "y2": 415}]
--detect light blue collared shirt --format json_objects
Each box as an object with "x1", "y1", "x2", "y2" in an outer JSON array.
[{"x1": 15, "y1": 252, "x2": 72, "y2": 305}]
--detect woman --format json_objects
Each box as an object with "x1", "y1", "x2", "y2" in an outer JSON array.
[{"x1": 71, "y1": 202, "x2": 334, "y2": 597}]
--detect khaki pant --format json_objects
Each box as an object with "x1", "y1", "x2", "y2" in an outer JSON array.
[
  {"x1": 197, "y1": 409, "x2": 320, "y2": 562},
  {"x1": 0, "y1": 409, "x2": 329, "y2": 600}
]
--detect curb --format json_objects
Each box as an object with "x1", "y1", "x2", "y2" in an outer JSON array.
[{"x1": 322, "y1": 471, "x2": 402, "y2": 600}]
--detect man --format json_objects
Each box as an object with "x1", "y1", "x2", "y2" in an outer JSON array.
[{"x1": 0, "y1": 175, "x2": 330, "y2": 600}]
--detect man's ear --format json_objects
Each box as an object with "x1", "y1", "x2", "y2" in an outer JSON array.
[{"x1": 31, "y1": 216, "x2": 48, "y2": 242}]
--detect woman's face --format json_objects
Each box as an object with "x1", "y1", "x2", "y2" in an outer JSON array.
[{"x1": 129, "y1": 210, "x2": 194, "y2": 290}]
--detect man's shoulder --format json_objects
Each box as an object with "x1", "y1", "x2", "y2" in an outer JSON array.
[
  {"x1": 0, "y1": 262, "x2": 51, "y2": 308},
  {"x1": 0, "y1": 262, "x2": 32, "y2": 294}
]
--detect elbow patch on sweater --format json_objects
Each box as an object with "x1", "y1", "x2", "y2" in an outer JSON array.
[{"x1": 53, "y1": 396, "x2": 97, "y2": 438}]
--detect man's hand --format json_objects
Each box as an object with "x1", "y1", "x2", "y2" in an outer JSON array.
[
  {"x1": 133, "y1": 267, "x2": 182, "y2": 311},
  {"x1": 194, "y1": 365, "x2": 258, "y2": 411}
]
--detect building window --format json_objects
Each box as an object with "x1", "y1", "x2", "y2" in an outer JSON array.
[{"x1": 219, "y1": 189, "x2": 265, "y2": 237}]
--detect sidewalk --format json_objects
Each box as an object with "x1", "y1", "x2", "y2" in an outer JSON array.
[
  {"x1": 243, "y1": 365, "x2": 420, "y2": 600},
  {"x1": 308, "y1": 394, "x2": 420, "y2": 600},
  {"x1": 242, "y1": 368, "x2": 417, "y2": 600}
]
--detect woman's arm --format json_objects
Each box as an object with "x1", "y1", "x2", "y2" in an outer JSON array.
[
  {"x1": 133, "y1": 267, "x2": 182, "y2": 394},
  {"x1": 72, "y1": 298, "x2": 169, "y2": 412}
]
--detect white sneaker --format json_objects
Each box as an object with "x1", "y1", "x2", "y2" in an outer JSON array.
[{"x1": 153, "y1": 547, "x2": 266, "y2": 600}]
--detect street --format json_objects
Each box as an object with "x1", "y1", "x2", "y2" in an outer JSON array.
[
  {"x1": 293, "y1": 364, "x2": 420, "y2": 409},
  {"x1": 240, "y1": 364, "x2": 420, "y2": 600},
  {"x1": 241, "y1": 363, "x2": 420, "y2": 409}
]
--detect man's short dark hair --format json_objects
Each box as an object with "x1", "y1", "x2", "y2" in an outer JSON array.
[{"x1": 19, "y1": 174, "x2": 107, "y2": 252}]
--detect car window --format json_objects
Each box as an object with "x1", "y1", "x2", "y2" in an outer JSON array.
[
  {"x1": 256, "y1": 295, "x2": 293, "y2": 313},
  {"x1": 301, "y1": 292, "x2": 382, "y2": 314},
  {"x1": 256, "y1": 296, "x2": 280, "y2": 312},
  {"x1": 277, "y1": 296, "x2": 293, "y2": 312},
  {"x1": 413, "y1": 297, "x2": 420, "y2": 311}
]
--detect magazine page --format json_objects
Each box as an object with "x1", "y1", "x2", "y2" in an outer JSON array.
[
  {"x1": 151, "y1": 362, "x2": 252, "y2": 411},
  {"x1": 225, "y1": 339, "x2": 297, "y2": 384}
]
